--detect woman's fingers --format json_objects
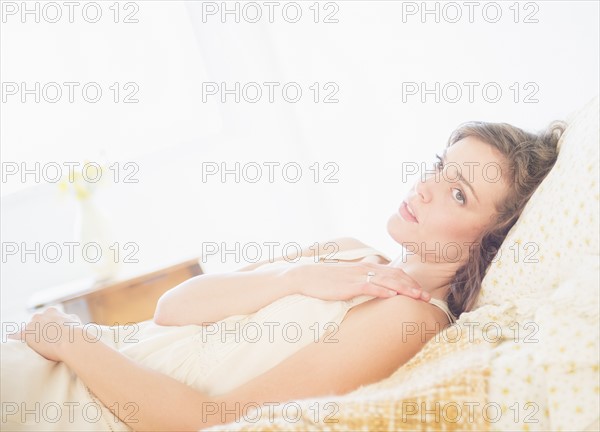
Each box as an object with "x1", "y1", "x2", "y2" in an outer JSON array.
[
  {"x1": 385, "y1": 275, "x2": 429, "y2": 300},
  {"x1": 364, "y1": 263, "x2": 421, "y2": 286},
  {"x1": 362, "y1": 282, "x2": 398, "y2": 298},
  {"x1": 7, "y1": 331, "x2": 22, "y2": 340},
  {"x1": 363, "y1": 281, "x2": 430, "y2": 301},
  {"x1": 362, "y1": 266, "x2": 430, "y2": 301}
]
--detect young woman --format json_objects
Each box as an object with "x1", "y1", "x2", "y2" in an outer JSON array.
[{"x1": 1, "y1": 120, "x2": 566, "y2": 431}]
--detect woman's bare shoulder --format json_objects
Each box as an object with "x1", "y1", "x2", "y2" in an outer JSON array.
[
  {"x1": 358, "y1": 254, "x2": 391, "y2": 265},
  {"x1": 346, "y1": 294, "x2": 450, "y2": 331},
  {"x1": 237, "y1": 237, "x2": 389, "y2": 272},
  {"x1": 326, "y1": 237, "x2": 391, "y2": 265}
]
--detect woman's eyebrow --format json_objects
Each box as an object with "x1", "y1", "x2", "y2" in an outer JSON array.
[{"x1": 442, "y1": 149, "x2": 480, "y2": 204}]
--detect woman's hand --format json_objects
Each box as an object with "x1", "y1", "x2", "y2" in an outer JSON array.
[
  {"x1": 284, "y1": 262, "x2": 430, "y2": 302},
  {"x1": 7, "y1": 307, "x2": 83, "y2": 362}
]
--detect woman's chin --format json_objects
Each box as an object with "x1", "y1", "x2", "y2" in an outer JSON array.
[{"x1": 387, "y1": 214, "x2": 410, "y2": 245}]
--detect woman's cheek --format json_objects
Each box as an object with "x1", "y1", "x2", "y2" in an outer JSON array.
[
  {"x1": 453, "y1": 216, "x2": 486, "y2": 244},
  {"x1": 434, "y1": 213, "x2": 475, "y2": 243}
]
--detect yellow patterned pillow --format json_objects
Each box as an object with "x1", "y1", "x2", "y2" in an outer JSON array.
[
  {"x1": 474, "y1": 95, "x2": 600, "y2": 311},
  {"x1": 465, "y1": 95, "x2": 600, "y2": 431}
]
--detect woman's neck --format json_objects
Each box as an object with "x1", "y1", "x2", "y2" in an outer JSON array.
[{"x1": 388, "y1": 250, "x2": 460, "y2": 301}]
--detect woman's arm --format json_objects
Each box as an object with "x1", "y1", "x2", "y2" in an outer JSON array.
[
  {"x1": 64, "y1": 295, "x2": 440, "y2": 431},
  {"x1": 16, "y1": 295, "x2": 442, "y2": 431},
  {"x1": 9, "y1": 308, "x2": 213, "y2": 431},
  {"x1": 214, "y1": 295, "x2": 443, "y2": 415},
  {"x1": 61, "y1": 326, "x2": 213, "y2": 431},
  {"x1": 153, "y1": 237, "x2": 373, "y2": 326},
  {"x1": 153, "y1": 266, "x2": 295, "y2": 326}
]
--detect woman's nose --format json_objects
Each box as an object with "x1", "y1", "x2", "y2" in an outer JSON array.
[{"x1": 415, "y1": 179, "x2": 431, "y2": 203}]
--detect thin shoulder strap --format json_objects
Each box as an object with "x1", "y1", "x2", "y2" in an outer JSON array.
[
  {"x1": 428, "y1": 298, "x2": 457, "y2": 324},
  {"x1": 319, "y1": 246, "x2": 392, "y2": 263}
]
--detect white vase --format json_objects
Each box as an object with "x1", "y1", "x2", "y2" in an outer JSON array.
[{"x1": 74, "y1": 199, "x2": 120, "y2": 282}]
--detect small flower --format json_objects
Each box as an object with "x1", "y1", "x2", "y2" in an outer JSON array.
[{"x1": 58, "y1": 160, "x2": 106, "y2": 201}]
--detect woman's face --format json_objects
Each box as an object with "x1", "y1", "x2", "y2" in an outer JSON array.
[{"x1": 387, "y1": 136, "x2": 511, "y2": 264}]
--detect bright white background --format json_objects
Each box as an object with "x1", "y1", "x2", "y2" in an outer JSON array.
[{"x1": 1, "y1": 1, "x2": 599, "y2": 323}]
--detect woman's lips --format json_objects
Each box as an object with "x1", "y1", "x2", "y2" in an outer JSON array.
[{"x1": 399, "y1": 201, "x2": 419, "y2": 223}]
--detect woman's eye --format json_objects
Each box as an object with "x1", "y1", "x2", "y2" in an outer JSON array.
[
  {"x1": 452, "y1": 188, "x2": 466, "y2": 205},
  {"x1": 434, "y1": 154, "x2": 466, "y2": 205}
]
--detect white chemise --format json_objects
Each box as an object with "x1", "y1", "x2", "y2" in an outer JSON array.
[{"x1": 0, "y1": 246, "x2": 456, "y2": 431}]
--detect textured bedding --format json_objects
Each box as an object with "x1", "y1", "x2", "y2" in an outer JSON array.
[{"x1": 206, "y1": 96, "x2": 600, "y2": 432}]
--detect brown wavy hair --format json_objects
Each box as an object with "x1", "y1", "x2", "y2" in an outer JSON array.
[{"x1": 445, "y1": 120, "x2": 568, "y2": 319}]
